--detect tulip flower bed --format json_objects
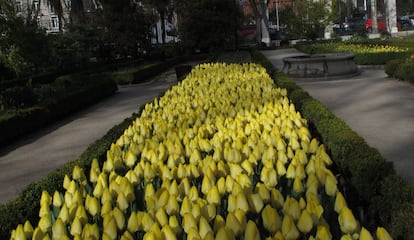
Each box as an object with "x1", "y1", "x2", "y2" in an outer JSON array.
[
  {"x1": 295, "y1": 41, "x2": 411, "y2": 65},
  {"x1": 9, "y1": 63, "x2": 393, "y2": 239}
]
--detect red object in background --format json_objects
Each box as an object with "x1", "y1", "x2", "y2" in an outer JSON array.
[
  {"x1": 366, "y1": 19, "x2": 387, "y2": 32},
  {"x1": 237, "y1": 25, "x2": 256, "y2": 37}
]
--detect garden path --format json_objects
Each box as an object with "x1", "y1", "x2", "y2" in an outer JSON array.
[
  {"x1": 262, "y1": 48, "x2": 414, "y2": 185},
  {"x1": 0, "y1": 67, "x2": 178, "y2": 204}
]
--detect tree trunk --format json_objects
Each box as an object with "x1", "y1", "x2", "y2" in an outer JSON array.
[
  {"x1": 259, "y1": 0, "x2": 270, "y2": 46},
  {"x1": 160, "y1": 10, "x2": 166, "y2": 44},
  {"x1": 249, "y1": 0, "x2": 270, "y2": 46},
  {"x1": 371, "y1": 0, "x2": 378, "y2": 33}
]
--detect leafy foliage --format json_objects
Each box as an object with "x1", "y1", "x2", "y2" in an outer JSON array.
[{"x1": 176, "y1": 0, "x2": 241, "y2": 52}]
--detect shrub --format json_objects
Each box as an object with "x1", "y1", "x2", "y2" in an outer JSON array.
[
  {"x1": 0, "y1": 86, "x2": 38, "y2": 109},
  {"x1": 354, "y1": 52, "x2": 409, "y2": 65},
  {"x1": 396, "y1": 62, "x2": 414, "y2": 83},
  {"x1": 385, "y1": 59, "x2": 405, "y2": 77}
]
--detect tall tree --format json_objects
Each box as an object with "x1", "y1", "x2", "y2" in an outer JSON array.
[
  {"x1": 176, "y1": 0, "x2": 241, "y2": 52},
  {"x1": 248, "y1": 0, "x2": 271, "y2": 46},
  {"x1": 95, "y1": 0, "x2": 154, "y2": 60}
]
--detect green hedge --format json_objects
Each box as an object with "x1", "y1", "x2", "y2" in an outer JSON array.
[
  {"x1": 295, "y1": 41, "x2": 410, "y2": 65},
  {"x1": 354, "y1": 52, "x2": 410, "y2": 65},
  {"x1": 385, "y1": 59, "x2": 414, "y2": 84},
  {"x1": 251, "y1": 49, "x2": 414, "y2": 239},
  {"x1": 0, "y1": 75, "x2": 117, "y2": 147}
]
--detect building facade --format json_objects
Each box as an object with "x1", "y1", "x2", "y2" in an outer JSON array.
[{"x1": 12, "y1": 0, "x2": 100, "y2": 33}]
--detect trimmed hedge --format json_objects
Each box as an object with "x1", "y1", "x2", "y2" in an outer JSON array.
[
  {"x1": 251, "y1": 49, "x2": 414, "y2": 239},
  {"x1": 385, "y1": 59, "x2": 414, "y2": 84},
  {"x1": 295, "y1": 41, "x2": 410, "y2": 65},
  {"x1": 0, "y1": 74, "x2": 117, "y2": 147}
]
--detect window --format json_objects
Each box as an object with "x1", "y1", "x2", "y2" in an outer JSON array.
[
  {"x1": 15, "y1": 1, "x2": 22, "y2": 13},
  {"x1": 33, "y1": 0, "x2": 40, "y2": 11},
  {"x1": 36, "y1": 16, "x2": 41, "y2": 28},
  {"x1": 51, "y1": 16, "x2": 59, "y2": 30}
]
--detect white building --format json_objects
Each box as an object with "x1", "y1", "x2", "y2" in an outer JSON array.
[{"x1": 12, "y1": 0, "x2": 100, "y2": 33}]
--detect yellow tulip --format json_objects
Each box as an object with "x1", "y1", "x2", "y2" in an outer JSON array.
[
  {"x1": 324, "y1": 170, "x2": 338, "y2": 197},
  {"x1": 334, "y1": 192, "x2": 347, "y2": 214},
  {"x1": 32, "y1": 227, "x2": 45, "y2": 240},
  {"x1": 52, "y1": 191, "x2": 62, "y2": 208},
  {"x1": 112, "y1": 207, "x2": 125, "y2": 230},
  {"x1": 376, "y1": 227, "x2": 393, "y2": 240},
  {"x1": 270, "y1": 188, "x2": 285, "y2": 209},
  {"x1": 244, "y1": 220, "x2": 261, "y2": 240},
  {"x1": 57, "y1": 204, "x2": 70, "y2": 224},
  {"x1": 206, "y1": 185, "x2": 221, "y2": 205},
  {"x1": 75, "y1": 205, "x2": 88, "y2": 225},
  {"x1": 241, "y1": 160, "x2": 254, "y2": 175},
  {"x1": 215, "y1": 227, "x2": 235, "y2": 240},
  {"x1": 286, "y1": 163, "x2": 296, "y2": 179},
  {"x1": 180, "y1": 197, "x2": 192, "y2": 216},
  {"x1": 161, "y1": 225, "x2": 177, "y2": 240},
  {"x1": 72, "y1": 165, "x2": 86, "y2": 183},
  {"x1": 155, "y1": 207, "x2": 168, "y2": 227},
  {"x1": 124, "y1": 149, "x2": 137, "y2": 168},
  {"x1": 248, "y1": 193, "x2": 264, "y2": 213},
  {"x1": 261, "y1": 204, "x2": 282, "y2": 233},
  {"x1": 256, "y1": 183, "x2": 270, "y2": 203},
  {"x1": 120, "y1": 230, "x2": 135, "y2": 240},
  {"x1": 85, "y1": 195, "x2": 100, "y2": 217},
  {"x1": 202, "y1": 204, "x2": 216, "y2": 222},
  {"x1": 317, "y1": 145, "x2": 333, "y2": 165},
  {"x1": 182, "y1": 213, "x2": 198, "y2": 234},
  {"x1": 52, "y1": 218, "x2": 67, "y2": 240},
  {"x1": 89, "y1": 158, "x2": 100, "y2": 183},
  {"x1": 127, "y1": 211, "x2": 139, "y2": 233},
  {"x1": 360, "y1": 227, "x2": 374, "y2": 240},
  {"x1": 14, "y1": 224, "x2": 25, "y2": 240},
  {"x1": 191, "y1": 202, "x2": 202, "y2": 222},
  {"x1": 281, "y1": 215, "x2": 299, "y2": 240},
  {"x1": 169, "y1": 180, "x2": 179, "y2": 196},
  {"x1": 23, "y1": 220, "x2": 33, "y2": 238},
  {"x1": 316, "y1": 224, "x2": 332, "y2": 240},
  {"x1": 39, "y1": 204, "x2": 50, "y2": 218},
  {"x1": 199, "y1": 216, "x2": 214, "y2": 239},
  {"x1": 92, "y1": 181, "x2": 104, "y2": 199},
  {"x1": 213, "y1": 215, "x2": 226, "y2": 233},
  {"x1": 338, "y1": 207, "x2": 359, "y2": 234},
  {"x1": 125, "y1": 170, "x2": 139, "y2": 186},
  {"x1": 283, "y1": 197, "x2": 301, "y2": 221},
  {"x1": 117, "y1": 192, "x2": 129, "y2": 211},
  {"x1": 70, "y1": 217, "x2": 83, "y2": 237},
  {"x1": 201, "y1": 175, "x2": 213, "y2": 195},
  {"x1": 226, "y1": 212, "x2": 243, "y2": 236},
  {"x1": 103, "y1": 214, "x2": 117, "y2": 240},
  {"x1": 101, "y1": 201, "x2": 113, "y2": 217},
  {"x1": 169, "y1": 215, "x2": 182, "y2": 235},
  {"x1": 297, "y1": 209, "x2": 313, "y2": 234},
  {"x1": 340, "y1": 234, "x2": 354, "y2": 240},
  {"x1": 38, "y1": 215, "x2": 51, "y2": 233},
  {"x1": 63, "y1": 175, "x2": 71, "y2": 190},
  {"x1": 40, "y1": 191, "x2": 51, "y2": 207},
  {"x1": 216, "y1": 177, "x2": 226, "y2": 195},
  {"x1": 293, "y1": 176, "x2": 304, "y2": 194},
  {"x1": 165, "y1": 194, "x2": 180, "y2": 215}
]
